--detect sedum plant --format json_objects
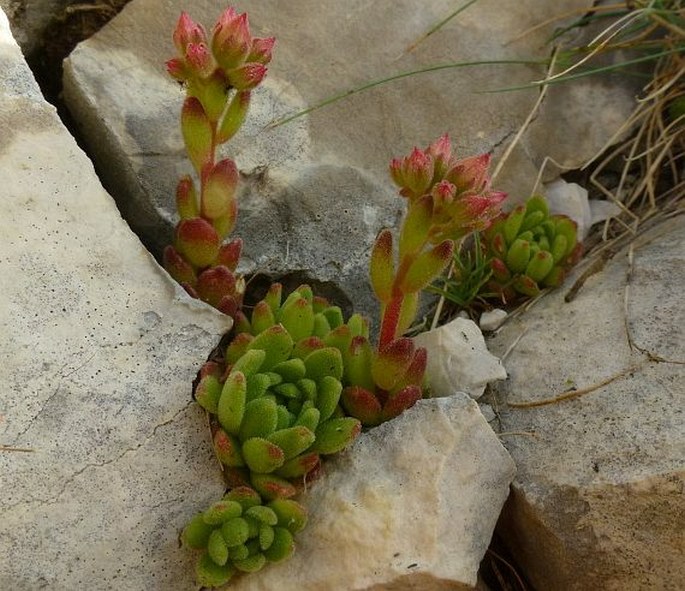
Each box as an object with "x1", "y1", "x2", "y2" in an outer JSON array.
[
  {"x1": 483, "y1": 195, "x2": 581, "y2": 301},
  {"x1": 182, "y1": 486, "x2": 307, "y2": 587},
  {"x1": 194, "y1": 283, "x2": 362, "y2": 499},
  {"x1": 163, "y1": 8, "x2": 274, "y2": 317},
  {"x1": 341, "y1": 134, "x2": 506, "y2": 425}
]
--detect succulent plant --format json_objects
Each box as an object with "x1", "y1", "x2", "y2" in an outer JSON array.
[
  {"x1": 182, "y1": 486, "x2": 307, "y2": 588},
  {"x1": 483, "y1": 195, "x2": 581, "y2": 301},
  {"x1": 163, "y1": 8, "x2": 275, "y2": 317},
  {"x1": 194, "y1": 283, "x2": 363, "y2": 497},
  {"x1": 376, "y1": 134, "x2": 506, "y2": 348}
]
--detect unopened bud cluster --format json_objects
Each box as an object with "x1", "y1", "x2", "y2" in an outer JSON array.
[
  {"x1": 374, "y1": 134, "x2": 506, "y2": 349},
  {"x1": 164, "y1": 8, "x2": 275, "y2": 316}
]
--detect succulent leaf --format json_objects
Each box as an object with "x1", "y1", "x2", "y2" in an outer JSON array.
[
  {"x1": 399, "y1": 194, "x2": 433, "y2": 257},
  {"x1": 214, "y1": 428, "x2": 245, "y2": 467},
  {"x1": 196, "y1": 552, "x2": 235, "y2": 587},
  {"x1": 181, "y1": 97, "x2": 213, "y2": 172},
  {"x1": 207, "y1": 529, "x2": 229, "y2": 565},
  {"x1": 267, "y1": 426, "x2": 316, "y2": 460},
  {"x1": 303, "y1": 347, "x2": 343, "y2": 381},
  {"x1": 315, "y1": 376, "x2": 342, "y2": 421},
  {"x1": 195, "y1": 374, "x2": 222, "y2": 413},
  {"x1": 399, "y1": 239, "x2": 453, "y2": 293},
  {"x1": 203, "y1": 500, "x2": 243, "y2": 525},
  {"x1": 372, "y1": 338, "x2": 415, "y2": 392},
  {"x1": 279, "y1": 296, "x2": 315, "y2": 341},
  {"x1": 242, "y1": 437, "x2": 285, "y2": 473},
  {"x1": 311, "y1": 417, "x2": 361, "y2": 455},
  {"x1": 239, "y1": 397, "x2": 279, "y2": 440},
  {"x1": 182, "y1": 513, "x2": 214, "y2": 549},
  {"x1": 263, "y1": 527, "x2": 295, "y2": 562},
  {"x1": 370, "y1": 229, "x2": 395, "y2": 303},
  {"x1": 220, "y1": 517, "x2": 251, "y2": 547},
  {"x1": 341, "y1": 385, "x2": 382, "y2": 427},
  {"x1": 247, "y1": 325, "x2": 294, "y2": 371},
  {"x1": 218, "y1": 371, "x2": 247, "y2": 435}
]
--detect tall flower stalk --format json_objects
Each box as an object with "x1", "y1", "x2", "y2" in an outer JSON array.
[{"x1": 163, "y1": 8, "x2": 274, "y2": 317}]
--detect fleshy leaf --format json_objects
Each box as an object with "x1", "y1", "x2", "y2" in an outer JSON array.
[
  {"x1": 400, "y1": 239, "x2": 453, "y2": 294},
  {"x1": 217, "y1": 371, "x2": 247, "y2": 435},
  {"x1": 341, "y1": 385, "x2": 382, "y2": 427},
  {"x1": 370, "y1": 229, "x2": 395, "y2": 303},
  {"x1": 202, "y1": 159, "x2": 238, "y2": 220},
  {"x1": 181, "y1": 97, "x2": 213, "y2": 172}
]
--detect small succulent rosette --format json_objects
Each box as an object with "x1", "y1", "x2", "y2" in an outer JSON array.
[
  {"x1": 182, "y1": 486, "x2": 307, "y2": 587},
  {"x1": 483, "y1": 195, "x2": 582, "y2": 301},
  {"x1": 194, "y1": 284, "x2": 363, "y2": 497}
]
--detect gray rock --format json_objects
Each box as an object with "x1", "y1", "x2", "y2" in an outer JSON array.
[
  {"x1": 487, "y1": 217, "x2": 685, "y2": 590},
  {"x1": 479, "y1": 309, "x2": 508, "y2": 332},
  {"x1": 62, "y1": 0, "x2": 638, "y2": 323},
  {"x1": 0, "y1": 10, "x2": 228, "y2": 589},
  {"x1": 228, "y1": 395, "x2": 516, "y2": 591}
]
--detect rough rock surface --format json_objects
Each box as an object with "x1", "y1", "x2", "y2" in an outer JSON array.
[
  {"x1": 228, "y1": 395, "x2": 516, "y2": 591},
  {"x1": 0, "y1": 0, "x2": 72, "y2": 57},
  {"x1": 62, "y1": 0, "x2": 639, "y2": 322},
  {"x1": 0, "y1": 10, "x2": 228, "y2": 589},
  {"x1": 414, "y1": 318, "x2": 507, "y2": 399},
  {"x1": 487, "y1": 218, "x2": 685, "y2": 590}
]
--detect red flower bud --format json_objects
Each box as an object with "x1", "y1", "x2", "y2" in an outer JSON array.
[
  {"x1": 226, "y1": 62, "x2": 267, "y2": 90},
  {"x1": 390, "y1": 147, "x2": 434, "y2": 199},
  {"x1": 425, "y1": 133, "x2": 452, "y2": 179},
  {"x1": 247, "y1": 36, "x2": 275, "y2": 65},
  {"x1": 446, "y1": 153, "x2": 492, "y2": 194},
  {"x1": 184, "y1": 42, "x2": 215, "y2": 78},
  {"x1": 173, "y1": 12, "x2": 207, "y2": 54},
  {"x1": 211, "y1": 8, "x2": 252, "y2": 70},
  {"x1": 165, "y1": 57, "x2": 189, "y2": 81}
]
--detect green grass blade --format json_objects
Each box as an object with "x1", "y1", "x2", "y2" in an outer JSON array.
[{"x1": 267, "y1": 59, "x2": 545, "y2": 129}]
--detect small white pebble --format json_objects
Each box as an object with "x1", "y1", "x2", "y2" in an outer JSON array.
[{"x1": 480, "y1": 309, "x2": 508, "y2": 331}]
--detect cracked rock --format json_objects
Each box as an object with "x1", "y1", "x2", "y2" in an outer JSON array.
[
  {"x1": 0, "y1": 10, "x2": 227, "y2": 589},
  {"x1": 228, "y1": 395, "x2": 516, "y2": 591},
  {"x1": 486, "y1": 218, "x2": 685, "y2": 590}
]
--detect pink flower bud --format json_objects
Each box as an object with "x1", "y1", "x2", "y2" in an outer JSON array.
[
  {"x1": 446, "y1": 153, "x2": 492, "y2": 194},
  {"x1": 173, "y1": 12, "x2": 207, "y2": 54},
  {"x1": 165, "y1": 57, "x2": 189, "y2": 81},
  {"x1": 389, "y1": 147, "x2": 434, "y2": 199},
  {"x1": 425, "y1": 133, "x2": 452, "y2": 179},
  {"x1": 211, "y1": 9, "x2": 252, "y2": 70},
  {"x1": 185, "y1": 42, "x2": 215, "y2": 78},
  {"x1": 431, "y1": 180, "x2": 456, "y2": 210},
  {"x1": 226, "y1": 62, "x2": 267, "y2": 90},
  {"x1": 247, "y1": 36, "x2": 275, "y2": 65}
]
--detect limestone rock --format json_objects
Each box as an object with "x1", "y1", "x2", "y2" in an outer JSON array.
[
  {"x1": 544, "y1": 177, "x2": 621, "y2": 240},
  {"x1": 414, "y1": 318, "x2": 508, "y2": 399},
  {"x1": 229, "y1": 395, "x2": 516, "y2": 591},
  {"x1": 479, "y1": 309, "x2": 508, "y2": 332},
  {"x1": 487, "y1": 218, "x2": 685, "y2": 590},
  {"x1": 62, "y1": 0, "x2": 638, "y2": 319},
  {"x1": 0, "y1": 10, "x2": 228, "y2": 589}
]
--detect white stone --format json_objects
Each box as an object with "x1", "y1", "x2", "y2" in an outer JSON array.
[
  {"x1": 479, "y1": 308, "x2": 508, "y2": 332},
  {"x1": 487, "y1": 217, "x2": 685, "y2": 590},
  {"x1": 414, "y1": 318, "x2": 507, "y2": 400},
  {"x1": 229, "y1": 395, "x2": 516, "y2": 591},
  {"x1": 0, "y1": 11, "x2": 228, "y2": 589},
  {"x1": 544, "y1": 177, "x2": 621, "y2": 240}
]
